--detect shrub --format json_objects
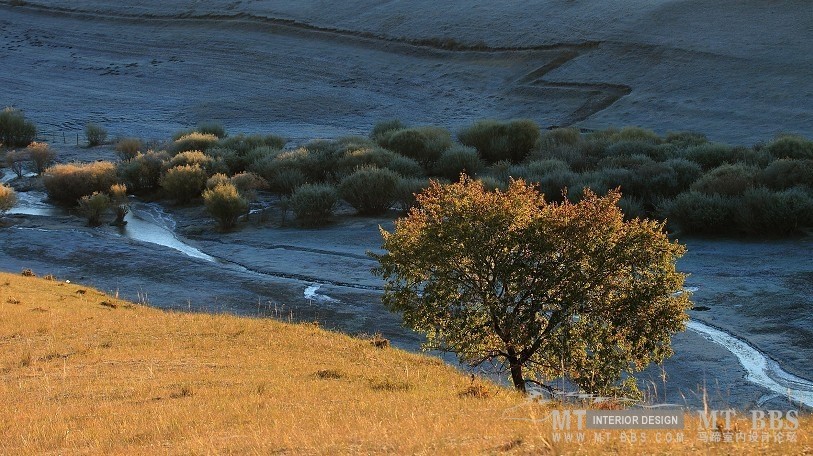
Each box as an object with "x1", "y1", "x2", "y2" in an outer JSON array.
[
  {"x1": 0, "y1": 107, "x2": 36, "y2": 148},
  {"x1": 682, "y1": 143, "x2": 743, "y2": 170},
  {"x1": 290, "y1": 183, "x2": 338, "y2": 226},
  {"x1": 477, "y1": 176, "x2": 507, "y2": 192},
  {"x1": 160, "y1": 164, "x2": 208, "y2": 203},
  {"x1": 339, "y1": 167, "x2": 400, "y2": 215},
  {"x1": 218, "y1": 134, "x2": 286, "y2": 155},
  {"x1": 458, "y1": 119, "x2": 540, "y2": 163},
  {"x1": 206, "y1": 173, "x2": 231, "y2": 190},
  {"x1": 203, "y1": 183, "x2": 248, "y2": 230},
  {"x1": 394, "y1": 177, "x2": 430, "y2": 212},
  {"x1": 618, "y1": 196, "x2": 646, "y2": 220},
  {"x1": 737, "y1": 187, "x2": 813, "y2": 235},
  {"x1": 385, "y1": 154, "x2": 424, "y2": 178},
  {"x1": 663, "y1": 158, "x2": 703, "y2": 191},
  {"x1": 196, "y1": 122, "x2": 226, "y2": 138},
  {"x1": 662, "y1": 191, "x2": 740, "y2": 235},
  {"x1": 760, "y1": 159, "x2": 813, "y2": 190},
  {"x1": 27, "y1": 142, "x2": 56, "y2": 175},
  {"x1": 171, "y1": 132, "x2": 219, "y2": 154},
  {"x1": 665, "y1": 131, "x2": 708, "y2": 148},
  {"x1": 109, "y1": 183, "x2": 129, "y2": 226},
  {"x1": 0, "y1": 183, "x2": 16, "y2": 213},
  {"x1": 609, "y1": 126, "x2": 661, "y2": 144},
  {"x1": 251, "y1": 152, "x2": 309, "y2": 194},
  {"x1": 230, "y1": 171, "x2": 268, "y2": 201},
  {"x1": 597, "y1": 154, "x2": 655, "y2": 171},
  {"x1": 765, "y1": 135, "x2": 813, "y2": 160},
  {"x1": 691, "y1": 163, "x2": 758, "y2": 196},
  {"x1": 116, "y1": 150, "x2": 169, "y2": 194},
  {"x1": 85, "y1": 123, "x2": 107, "y2": 147},
  {"x1": 210, "y1": 146, "x2": 279, "y2": 175},
  {"x1": 44, "y1": 161, "x2": 118, "y2": 205},
  {"x1": 370, "y1": 119, "x2": 405, "y2": 142},
  {"x1": 115, "y1": 138, "x2": 143, "y2": 161},
  {"x1": 379, "y1": 127, "x2": 452, "y2": 167},
  {"x1": 526, "y1": 159, "x2": 570, "y2": 175},
  {"x1": 605, "y1": 140, "x2": 671, "y2": 161},
  {"x1": 168, "y1": 150, "x2": 213, "y2": 170},
  {"x1": 536, "y1": 170, "x2": 579, "y2": 202},
  {"x1": 433, "y1": 145, "x2": 484, "y2": 180},
  {"x1": 336, "y1": 147, "x2": 401, "y2": 178},
  {"x1": 78, "y1": 192, "x2": 110, "y2": 226},
  {"x1": 5, "y1": 149, "x2": 28, "y2": 178},
  {"x1": 538, "y1": 127, "x2": 581, "y2": 151}
]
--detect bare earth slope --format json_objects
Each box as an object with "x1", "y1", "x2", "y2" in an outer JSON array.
[{"x1": 2, "y1": 0, "x2": 811, "y2": 143}]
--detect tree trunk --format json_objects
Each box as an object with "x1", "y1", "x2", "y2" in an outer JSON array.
[{"x1": 507, "y1": 348, "x2": 526, "y2": 393}]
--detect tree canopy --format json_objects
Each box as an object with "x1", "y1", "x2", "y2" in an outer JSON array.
[{"x1": 374, "y1": 176, "x2": 691, "y2": 396}]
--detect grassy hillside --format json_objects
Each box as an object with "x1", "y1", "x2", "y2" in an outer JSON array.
[{"x1": 0, "y1": 272, "x2": 809, "y2": 454}]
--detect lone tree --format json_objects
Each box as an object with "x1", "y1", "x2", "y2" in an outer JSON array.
[{"x1": 374, "y1": 176, "x2": 690, "y2": 396}]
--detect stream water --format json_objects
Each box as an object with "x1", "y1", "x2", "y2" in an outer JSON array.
[{"x1": 7, "y1": 189, "x2": 813, "y2": 407}]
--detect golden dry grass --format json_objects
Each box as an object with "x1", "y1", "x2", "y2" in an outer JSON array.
[{"x1": 0, "y1": 272, "x2": 810, "y2": 455}]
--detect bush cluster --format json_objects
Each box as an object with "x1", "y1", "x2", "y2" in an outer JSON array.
[
  {"x1": 203, "y1": 182, "x2": 248, "y2": 230},
  {"x1": 115, "y1": 138, "x2": 143, "y2": 161},
  {"x1": 85, "y1": 123, "x2": 107, "y2": 147},
  {"x1": 290, "y1": 184, "x2": 338, "y2": 226},
  {"x1": 44, "y1": 161, "x2": 118, "y2": 205},
  {"x1": 160, "y1": 164, "x2": 208, "y2": 203},
  {"x1": 339, "y1": 167, "x2": 400, "y2": 215},
  {"x1": 117, "y1": 150, "x2": 169, "y2": 194},
  {"x1": 458, "y1": 119, "x2": 540, "y2": 163},
  {"x1": 0, "y1": 108, "x2": 36, "y2": 148},
  {"x1": 26, "y1": 142, "x2": 56, "y2": 175},
  {"x1": 0, "y1": 183, "x2": 16, "y2": 213}
]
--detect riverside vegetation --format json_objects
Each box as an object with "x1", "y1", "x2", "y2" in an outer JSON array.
[
  {"x1": 2, "y1": 110, "x2": 812, "y2": 235},
  {"x1": 0, "y1": 272, "x2": 809, "y2": 454}
]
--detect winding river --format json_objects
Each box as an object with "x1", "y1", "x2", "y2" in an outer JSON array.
[{"x1": 6, "y1": 189, "x2": 813, "y2": 407}]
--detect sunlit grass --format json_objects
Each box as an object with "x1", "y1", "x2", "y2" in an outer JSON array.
[{"x1": 0, "y1": 272, "x2": 809, "y2": 454}]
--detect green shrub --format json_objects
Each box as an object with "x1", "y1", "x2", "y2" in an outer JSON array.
[
  {"x1": 538, "y1": 128, "x2": 582, "y2": 150},
  {"x1": 619, "y1": 196, "x2": 646, "y2": 220},
  {"x1": 665, "y1": 131, "x2": 708, "y2": 148},
  {"x1": 433, "y1": 145, "x2": 484, "y2": 180},
  {"x1": 765, "y1": 135, "x2": 813, "y2": 160},
  {"x1": 206, "y1": 173, "x2": 231, "y2": 190},
  {"x1": 109, "y1": 183, "x2": 129, "y2": 226},
  {"x1": 737, "y1": 187, "x2": 813, "y2": 235},
  {"x1": 230, "y1": 171, "x2": 268, "y2": 201},
  {"x1": 394, "y1": 177, "x2": 430, "y2": 212},
  {"x1": 682, "y1": 143, "x2": 743, "y2": 170},
  {"x1": 196, "y1": 122, "x2": 226, "y2": 138},
  {"x1": 336, "y1": 147, "x2": 398, "y2": 178},
  {"x1": 78, "y1": 192, "x2": 110, "y2": 226},
  {"x1": 662, "y1": 191, "x2": 740, "y2": 235},
  {"x1": 251, "y1": 150, "x2": 311, "y2": 193},
  {"x1": 27, "y1": 142, "x2": 56, "y2": 175},
  {"x1": 609, "y1": 126, "x2": 661, "y2": 144},
  {"x1": 370, "y1": 119, "x2": 405, "y2": 142},
  {"x1": 44, "y1": 161, "x2": 118, "y2": 205},
  {"x1": 0, "y1": 183, "x2": 16, "y2": 213},
  {"x1": 5, "y1": 149, "x2": 28, "y2": 178},
  {"x1": 525, "y1": 159, "x2": 570, "y2": 176},
  {"x1": 168, "y1": 150, "x2": 213, "y2": 170},
  {"x1": 85, "y1": 123, "x2": 107, "y2": 147},
  {"x1": 379, "y1": 127, "x2": 452, "y2": 167},
  {"x1": 218, "y1": 134, "x2": 286, "y2": 155},
  {"x1": 760, "y1": 159, "x2": 813, "y2": 190},
  {"x1": 477, "y1": 176, "x2": 507, "y2": 192},
  {"x1": 210, "y1": 145, "x2": 280, "y2": 175},
  {"x1": 115, "y1": 138, "x2": 143, "y2": 161},
  {"x1": 160, "y1": 164, "x2": 208, "y2": 203},
  {"x1": 663, "y1": 158, "x2": 703, "y2": 191},
  {"x1": 597, "y1": 154, "x2": 655, "y2": 170},
  {"x1": 290, "y1": 183, "x2": 338, "y2": 226},
  {"x1": 385, "y1": 154, "x2": 424, "y2": 178},
  {"x1": 203, "y1": 183, "x2": 248, "y2": 230},
  {"x1": 691, "y1": 163, "x2": 758, "y2": 196},
  {"x1": 116, "y1": 150, "x2": 169, "y2": 194},
  {"x1": 458, "y1": 119, "x2": 540, "y2": 163},
  {"x1": 604, "y1": 140, "x2": 667, "y2": 160},
  {"x1": 339, "y1": 167, "x2": 400, "y2": 215},
  {"x1": 171, "y1": 132, "x2": 219, "y2": 154},
  {"x1": 0, "y1": 107, "x2": 36, "y2": 148},
  {"x1": 536, "y1": 170, "x2": 579, "y2": 202}
]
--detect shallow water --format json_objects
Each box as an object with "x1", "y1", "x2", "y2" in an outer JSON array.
[{"x1": 120, "y1": 203, "x2": 215, "y2": 262}]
